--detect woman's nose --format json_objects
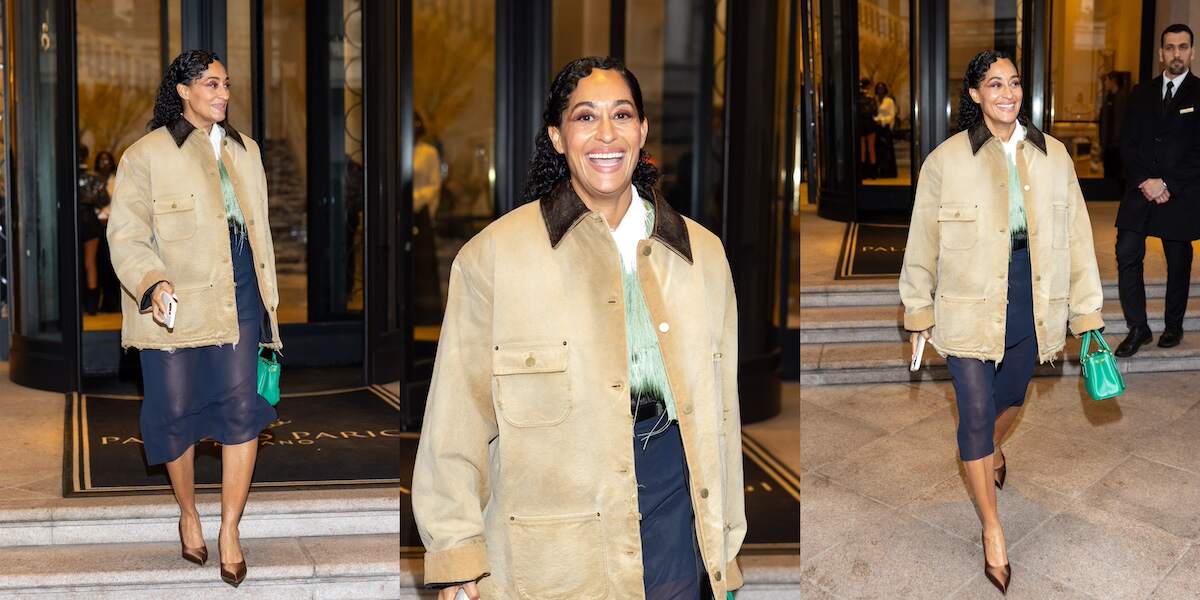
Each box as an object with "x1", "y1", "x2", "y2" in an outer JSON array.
[{"x1": 597, "y1": 116, "x2": 616, "y2": 141}]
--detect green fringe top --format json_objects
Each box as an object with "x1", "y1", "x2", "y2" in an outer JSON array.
[
  {"x1": 217, "y1": 158, "x2": 248, "y2": 247},
  {"x1": 621, "y1": 199, "x2": 677, "y2": 421}
]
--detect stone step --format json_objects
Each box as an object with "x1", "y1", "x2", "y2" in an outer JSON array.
[
  {"x1": 0, "y1": 534, "x2": 398, "y2": 598},
  {"x1": 0, "y1": 488, "x2": 399, "y2": 548},
  {"x1": 800, "y1": 280, "x2": 1200, "y2": 309},
  {"x1": 398, "y1": 554, "x2": 800, "y2": 599},
  {"x1": 801, "y1": 331, "x2": 1200, "y2": 386},
  {"x1": 800, "y1": 297, "x2": 1200, "y2": 344}
]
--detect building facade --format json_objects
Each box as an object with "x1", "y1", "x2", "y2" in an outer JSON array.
[{"x1": 0, "y1": 0, "x2": 801, "y2": 425}]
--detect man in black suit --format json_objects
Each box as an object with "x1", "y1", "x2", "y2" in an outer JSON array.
[{"x1": 1115, "y1": 24, "x2": 1200, "y2": 357}]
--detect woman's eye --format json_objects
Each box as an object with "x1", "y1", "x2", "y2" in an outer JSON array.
[
  {"x1": 576, "y1": 114, "x2": 594, "y2": 122},
  {"x1": 614, "y1": 112, "x2": 632, "y2": 120}
]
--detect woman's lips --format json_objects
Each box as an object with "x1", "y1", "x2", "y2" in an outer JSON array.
[{"x1": 587, "y1": 150, "x2": 625, "y2": 173}]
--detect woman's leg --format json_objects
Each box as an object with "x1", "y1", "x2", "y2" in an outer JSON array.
[
  {"x1": 992, "y1": 333, "x2": 1039, "y2": 469},
  {"x1": 164, "y1": 445, "x2": 204, "y2": 547},
  {"x1": 946, "y1": 356, "x2": 1007, "y2": 567},
  {"x1": 83, "y1": 238, "x2": 99, "y2": 289},
  {"x1": 219, "y1": 438, "x2": 258, "y2": 564}
]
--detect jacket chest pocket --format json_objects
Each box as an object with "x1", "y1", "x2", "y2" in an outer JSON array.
[
  {"x1": 493, "y1": 342, "x2": 572, "y2": 428},
  {"x1": 938, "y1": 205, "x2": 978, "y2": 250},
  {"x1": 152, "y1": 193, "x2": 198, "y2": 241},
  {"x1": 1052, "y1": 202, "x2": 1069, "y2": 249}
]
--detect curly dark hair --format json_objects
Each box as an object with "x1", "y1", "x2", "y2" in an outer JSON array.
[
  {"x1": 957, "y1": 49, "x2": 1018, "y2": 132},
  {"x1": 148, "y1": 49, "x2": 224, "y2": 131},
  {"x1": 521, "y1": 56, "x2": 659, "y2": 204}
]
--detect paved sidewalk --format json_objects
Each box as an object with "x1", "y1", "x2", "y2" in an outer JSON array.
[{"x1": 801, "y1": 371, "x2": 1200, "y2": 599}]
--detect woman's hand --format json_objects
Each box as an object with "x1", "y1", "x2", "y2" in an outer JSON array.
[
  {"x1": 150, "y1": 281, "x2": 176, "y2": 324},
  {"x1": 437, "y1": 582, "x2": 479, "y2": 600},
  {"x1": 910, "y1": 328, "x2": 931, "y2": 361}
]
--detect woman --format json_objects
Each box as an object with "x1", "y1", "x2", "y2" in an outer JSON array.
[
  {"x1": 78, "y1": 145, "x2": 108, "y2": 314},
  {"x1": 873, "y1": 82, "x2": 898, "y2": 178},
  {"x1": 94, "y1": 150, "x2": 122, "y2": 313},
  {"x1": 107, "y1": 49, "x2": 282, "y2": 588},
  {"x1": 412, "y1": 56, "x2": 746, "y2": 600},
  {"x1": 857, "y1": 77, "x2": 878, "y2": 177},
  {"x1": 900, "y1": 50, "x2": 1104, "y2": 594}
]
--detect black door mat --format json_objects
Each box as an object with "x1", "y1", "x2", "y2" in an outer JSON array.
[
  {"x1": 65, "y1": 385, "x2": 402, "y2": 495},
  {"x1": 835, "y1": 222, "x2": 909, "y2": 279},
  {"x1": 400, "y1": 430, "x2": 799, "y2": 558}
]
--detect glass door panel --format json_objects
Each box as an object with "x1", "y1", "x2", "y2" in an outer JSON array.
[
  {"x1": 948, "y1": 0, "x2": 1020, "y2": 130},
  {"x1": 76, "y1": 0, "x2": 166, "y2": 332},
  {"x1": 11, "y1": 0, "x2": 65, "y2": 343},
  {"x1": 1048, "y1": 0, "x2": 1140, "y2": 198},
  {"x1": 856, "y1": 0, "x2": 911, "y2": 187},
  {"x1": 411, "y1": 0, "x2": 496, "y2": 339}
]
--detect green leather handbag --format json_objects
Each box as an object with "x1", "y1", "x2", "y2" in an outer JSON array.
[
  {"x1": 1080, "y1": 330, "x2": 1124, "y2": 401},
  {"x1": 257, "y1": 349, "x2": 281, "y2": 406}
]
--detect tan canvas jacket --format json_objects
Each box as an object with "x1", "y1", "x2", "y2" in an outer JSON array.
[
  {"x1": 412, "y1": 183, "x2": 746, "y2": 599},
  {"x1": 107, "y1": 120, "x2": 282, "y2": 351},
  {"x1": 899, "y1": 120, "x2": 1104, "y2": 363}
]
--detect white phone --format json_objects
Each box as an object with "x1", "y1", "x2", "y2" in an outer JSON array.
[
  {"x1": 160, "y1": 291, "x2": 178, "y2": 329},
  {"x1": 910, "y1": 334, "x2": 926, "y2": 372}
]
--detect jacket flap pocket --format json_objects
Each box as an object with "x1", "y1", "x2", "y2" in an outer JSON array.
[
  {"x1": 937, "y1": 205, "x2": 977, "y2": 221},
  {"x1": 153, "y1": 193, "x2": 195, "y2": 214},
  {"x1": 493, "y1": 342, "x2": 569, "y2": 375}
]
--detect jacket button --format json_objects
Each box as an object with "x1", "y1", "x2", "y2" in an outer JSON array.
[
  {"x1": 171, "y1": 203, "x2": 177, "y2": 208},
  {"x1": 525, "y1": 356, "x2": 536, "y2": 367},
  {"x1": 715, "y1": 571, "x2": 722, "y2": 582},
  {"x1": 683, "y1": 403, "x2": 693, "y2": 414},
  {"x1": 700, "y1": 488, "x2": 709, "y2": 498},
  {"x1": 1023, "y1": 185, "x2": 1031, "y2": 191},
  {"x1": 1035, "y1": 275, "x2": 1042, "y2": 281},
  {"x1": 658, "y1": 322, "x2": 670, "y2": 333},
  {"x1": 642, "y1": 246, "x2": 651, "y2": 256},
  {"x1": 260, "y1": 263, "x2": 265, "y2": 268},
  {"x1": 954, "y1": 211, "x2": 960, "y2": 217},
  {"x1": 1037, "y1": 320, "x2": 1044, "y2": 326}
]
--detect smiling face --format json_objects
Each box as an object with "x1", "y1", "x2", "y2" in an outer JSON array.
[
  {"x1": 547, "y1": 69, "x2": 648, "y2": 207},
  {"x1": 1160, "y1": 31, "x2": 1194, "y2": 77},
  {"x1": 968, "y1": 58, "x2": 1022, "y2": 132},
  {"x1": 176, "y1": 60, "x2": 230, "y2": 129}
]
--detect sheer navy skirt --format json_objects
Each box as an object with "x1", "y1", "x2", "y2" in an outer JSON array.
[
  {"x1": 945, "y1": 246, "x2": 1038, "y2": 462},
  {"x1": 138, "y1": 232, "x2": 277, "y2": 465}
]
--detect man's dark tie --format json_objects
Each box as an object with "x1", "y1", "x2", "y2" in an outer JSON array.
[{"x1": 1165, "y1": 81, "x2": 1176, "y2": 109}]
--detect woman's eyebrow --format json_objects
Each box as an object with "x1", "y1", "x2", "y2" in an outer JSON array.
[{"x1": 568, "y1": 99, "x2": 635, "y2": 112}]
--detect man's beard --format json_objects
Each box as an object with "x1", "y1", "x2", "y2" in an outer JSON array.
[{"x1": 1167, "y1": 59, "x2": 1189, "y2": 76}]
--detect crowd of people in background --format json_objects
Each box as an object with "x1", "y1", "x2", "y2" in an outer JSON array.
[
  {"x1": 77, "y1": 144, "x2": 121, "y2": 316},
  {"x1": 857, "y1": 77, "x2": 898, "y2": 179}
]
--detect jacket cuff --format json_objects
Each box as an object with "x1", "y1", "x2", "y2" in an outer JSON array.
[
  {"x1": 903, "y1": 307, "x2": 934, "y2": 332},
  {"x1": 422, "y1": 540, "x2": 489, "y2": 587},
  {"x1": 1069, "y1": 311, "x2": 1104, "y2": 337},
  {"x1": 137, "y1": 270, "x2": 169, "y2": 312},
  {"x1": 724, "y1": 558, "x2": 744, "y2": 590}
]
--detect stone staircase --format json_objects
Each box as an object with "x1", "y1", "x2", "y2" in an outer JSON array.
[
  {"x1": 263, "y1": 139, "x2": 307, "y2": 276},
  {"x1": 0, "y1": 488, "x2": 401, "y2": 597},
  {"x1": 800, "y1": 279, "x2": 1200, "y2": 386}
]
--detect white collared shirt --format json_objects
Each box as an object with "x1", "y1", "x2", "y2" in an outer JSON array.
[
  {"x1": 610, "y1": 186, "x2": 648, "y2": 273},
  {"x1": 1164, "y1": 70, "x2": 1189, "y2": 99},
  {"x1": 1000, "y1": 122, "x2": 1026, "y2": 161},
  {"x1": 208, "y1": 123, "x2": 224, "y2": 160}
]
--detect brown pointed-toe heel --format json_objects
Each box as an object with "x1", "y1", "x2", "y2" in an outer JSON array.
[
  {"x1": 982, "y1": 531, "x2": 1011, "y2": 595},
  {"x1": 178, "y1": 521, "x2": 208, "y2": 566},
  {"x1": 219, "y1": 542, "x2": 247, "y2": 588}
]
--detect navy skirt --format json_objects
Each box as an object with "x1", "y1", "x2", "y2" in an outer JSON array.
[
  {"x1": 139, "y1": 232, "x2": 277, "y2": 465},
  {"x1": 945, "y1": 246, "x2": 1038, "y2": 461},
  {"x1": 634, "y1": 418, "x2": 708, "y2": 599}
]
